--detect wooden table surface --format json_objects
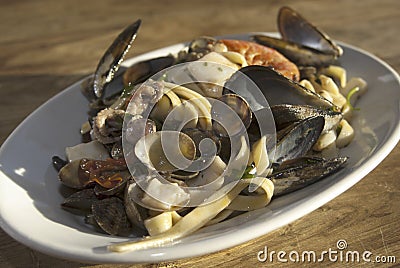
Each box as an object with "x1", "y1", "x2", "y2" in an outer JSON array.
[{"x1": 0, "y1": 0, "x2": 399, "y2": 267}]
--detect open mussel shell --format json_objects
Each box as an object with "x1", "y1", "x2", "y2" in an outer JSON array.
[
  {"x1": 92, "y1": 197, "x2": 131, "y2": 236},
  {"x1": 93, "y1": 19, "x2": 141, "y2": 99},
  {"x1": 278, "y1": 6, "x2": 343, "y2": 58},
  {"x1": 271, "y1": 104, "x2": 342, "y2": 133},
  {"x1": 225, "y1": 65, "x2": 334, "y2": 108},
  {"x1": 272, "y1": 116, "x2": 324, "y2": 164},
  {"x1": 270, "y1": 156, "x2": 348, "y2": 196}
]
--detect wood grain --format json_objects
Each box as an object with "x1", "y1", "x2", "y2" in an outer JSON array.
[{"x1": 0, "y1": 0, "x2": 399, "y2": 267}]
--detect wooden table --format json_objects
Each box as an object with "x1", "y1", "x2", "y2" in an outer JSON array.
[{"x1": 1, "y1": 0, "x2": 399, "y2": 267}]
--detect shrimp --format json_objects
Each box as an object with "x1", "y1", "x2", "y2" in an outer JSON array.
[{"x1": 219, "y1": 39, "x2": 300, "y2": 81}]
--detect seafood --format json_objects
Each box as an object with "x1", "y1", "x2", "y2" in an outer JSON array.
[
  {"x1": 123, "y1": 55, "x2": 175, "y2": 86},
  {"x1": 53, "y1": 6, "x2": 368, "y2": 252},
  {"x1": 225, "y1": 65, "x2": 334, "y2": 108},
  {"x1": 123, "y1": 38, "x2": 300, "y2": 92},
  {"x1": 272, "y1": 116, "x2": 324, "y2": 164},
  {"x1": 218, "y1": 39, "x2": 300, "y2": 81},
  {"x1": 270, "y1": 156, "x2": 347, "y2": 196},
  {"x1": 92, "y1": 108, "x2": 125, "y2": 144},
  {"x1": 271, "y1": 104, "x2": 342, "y2": 133},
  {"x1": 92, "y1": 197, "x2": 131, "y2": 236},
  {"x1": 253, "y1": 6, "x2": 342, "y2": 67},
  {"x1": 86, "y1": 20, "x2": 142, "y2": 99}
]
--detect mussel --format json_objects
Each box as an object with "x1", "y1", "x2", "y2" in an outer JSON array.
[
  {"x1": 92, "y1": 20, "x2": 142, "y2": 99},
  {"x1": 225, "y1": 65, "x2": 335, "y2": 108},
  {"x1": 271, "y1": 104, "x2": 342, "y2": 133},
  {"x1": 270, "y1": 156, "x2": 347, "y2": 196},
  {"x1": 253, "y1": 7, "x2": 342, "y2": 67},
  {"x1": 271, "y1": 116, "x2": 324, "y2": 164}
]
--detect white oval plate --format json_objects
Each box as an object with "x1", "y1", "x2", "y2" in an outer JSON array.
[{"x1": 0, "y1": 33, "x2": 399, "y2": 264}]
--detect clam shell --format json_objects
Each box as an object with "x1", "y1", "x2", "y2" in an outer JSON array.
[{"x1": 92, "y1": 197, "x2": 131, "y2": 236}]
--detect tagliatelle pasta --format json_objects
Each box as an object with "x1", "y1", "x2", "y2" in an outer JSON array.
[
  {"x1": 299, "y1": 65, "x2": 367, "y2": 151},
  {"x1": 108, "y1": 177, "x2": 274, "y2": 252}
]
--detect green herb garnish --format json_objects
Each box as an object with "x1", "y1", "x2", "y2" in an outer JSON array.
[
  {"x1": 346, "y1": 86, "x2": 360, "y2": 111},
  {"x1": 241, "y1": 164, "x2": 256, "y2": 179}
]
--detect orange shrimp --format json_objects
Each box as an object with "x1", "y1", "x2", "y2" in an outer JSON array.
[{"x1": 219, "y1": 39, "x2": 300, "y2": 81}]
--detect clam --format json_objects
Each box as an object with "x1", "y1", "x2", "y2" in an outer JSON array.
[
  {"x1": 58, "y1": 158, "x2": 127, "y2": 189},
  {"x1": 124, "y1": 180, "x2": 148, "y2": 230},
  {"x1": 61, "y1": 188, "x2": 98, "y2": 214},
  {"x1": 124, "y1": 115, "x2": 157, "y2": 145},
  {"x1": 125, "y1": 80, "x2": 165, "y2": 116},
  {"x1": 211, "y1": 94, "x2": 252, "y2": 137},
  {"x1": 177, "y1": 36, "x2": 220, "y2": 62},
  {"x1": 135, "y1": 131, "x2": 196, "y2": 172},
  {"x1": 58, "y1": 159, "x2": 89, "y2": 189},
  {"x1": 181, "y1": 128, "x2": 221, "y2": 158},
  {"x1": 169, "y1": 128, "x2": 221, "y2": 175},
  {"x1": 149, "y1": 95, "x2": 174, "y2": 123},
  {"x1": 92, "y1": 197, "x2": 131, "y2": 236},
  {"x1": 92, "y1": 108, "x2": 125, "y2": 145},
  {"x1": 94, "y1": 170, "x2": 130, "y2": 196}
]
